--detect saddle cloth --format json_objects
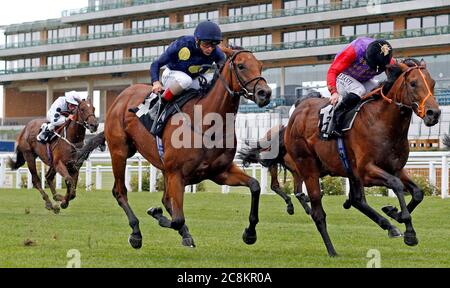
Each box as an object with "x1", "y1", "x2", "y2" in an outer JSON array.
[
  {"x1": 130, "y1": 88, "x2": 202, "y2": 138},
  {"x1": 319, "y1": 98, "x2": 374, "y2": 141}
]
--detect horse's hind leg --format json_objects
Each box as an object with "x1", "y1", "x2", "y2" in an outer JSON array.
[
  {"x1": 347, "y1": 178, "x2": 402, "y2": 239},
  {"x1": 269, "y1": 165, "x2": 294, "y2": 215},
  {"x1": 212, "y1": 164, "x2": 261, "y2": 246},
  {"x1": 23, "y1": 153, "x2": 59, "y2": 213},
  {"x1": 45, "y1": 167, "x2": 64, "y2": 202},
  {"x1": 110, "y1": 147, "x2": 142, "y2": 249}
]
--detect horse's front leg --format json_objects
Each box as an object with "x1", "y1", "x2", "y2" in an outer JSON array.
[
  {"x1": 364, "y1": 164, "x2": 418, "y2": 246},
  {"x1": 399, "y1": 169, "x2": 424, "y2": 214},
  {"x1": 53, "y1": 161, "x2": 75, "y2": 209},
  {"x1": 212, "y1": 163, "x2": 260, "y2": 245},
  {"x1": 45, "y1": 167, "x2": 65, "y2": 202}
]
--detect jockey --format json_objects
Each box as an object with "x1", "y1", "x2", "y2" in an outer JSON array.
[
  {"x1": 327, "y1": 37, "x2": 395, "y2": 137},
  {"x1": 148, "y1": 20, "x2": 226, "y2": 121},
  {"x1": 36, "y1": 91, "x2": 81, "y2": 143}
]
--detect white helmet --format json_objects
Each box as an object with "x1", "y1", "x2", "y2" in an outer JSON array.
[{"x1": 65, "y1": 91, "x2": 80, "y2": 106}]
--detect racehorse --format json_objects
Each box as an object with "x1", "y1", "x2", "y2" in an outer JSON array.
[
  {"x1": 284, "y1": 59, "x2": 440, "y2": 256},
  {"x1": 8, "y1": 99, "x2": 98, "y2": 213},
  {"x1": 237, "y1": 124, "x2": 311, "y2": 215},
  {"x1": 104, "y1": 46, "x2": 272, "y2": 249}
]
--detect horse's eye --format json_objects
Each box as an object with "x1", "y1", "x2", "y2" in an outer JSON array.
[
  {"x1": 410, "y1": 81, "x2": 416, "y2": 88},
  {"x1": 238, "y1": 64, "x2": 245, "y2": 70}
]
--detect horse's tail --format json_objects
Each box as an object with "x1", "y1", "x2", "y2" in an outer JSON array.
[
  {"x1": 8, "y1": 148, "x2": 26, "y2": 171},
  {"x1": 444, "y1": 134, "x2": 450, "y2": 149},
  {"x1": 75, "y1": 132, "x2": 106, "y2": 170},
  {"x1": 237, "y1": 126, "x2": 287, "y2": 168},
  {"x1": 236, "y1": 146, "x2": 262, "y2": 167}
]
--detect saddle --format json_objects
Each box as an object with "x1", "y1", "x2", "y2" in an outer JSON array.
[
  {"x1": 130, "y1": 88, "x2": 203, "y2": 138},
  {"x1": 319, "y1": 97, "x2": 375, "y2": 141}
]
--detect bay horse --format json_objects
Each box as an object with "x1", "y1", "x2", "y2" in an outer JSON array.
[
  {"x1": 237, "y1": 124, "x2": 311, "y2": 215},
  {"x1": 8, "y1": 99, "x2": 99, "y2": 212},
  {"x1": 284, "y1": 59, "x2": 440, "y2": 256},
  {"x1": 104, "y1": 46, "x2": 272, "y2": 249}
]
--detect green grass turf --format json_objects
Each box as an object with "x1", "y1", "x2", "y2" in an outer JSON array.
[{"x1": 0, "y1": 188, "x2": 448, "y2": 268}]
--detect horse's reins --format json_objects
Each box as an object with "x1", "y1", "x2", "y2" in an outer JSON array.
[{"x1": 377, "y1": 64, "x2": 434, "y2": 118}]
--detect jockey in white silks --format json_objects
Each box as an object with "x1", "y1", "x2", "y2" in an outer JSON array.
[{"x1": 36, "y1": 91, "x2": 82, "y2": 143}]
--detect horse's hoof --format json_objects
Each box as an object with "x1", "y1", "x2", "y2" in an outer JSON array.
[
  {"x1": 60, "y1": 201, "x2": 69, "y2": 209},
  {"x1": 45, "y1": 203, "x2": 53, "y2": 211},
  {"x1": 286, "y1": 204, "x2": 294, "y2": 215},
  {"x1": 328, "y1": 251, "x2": 339, "y2": 258},
  {"x1": 52, "y1": 205, "x2": 61, "y2": 215},
  {"x1": 53, "y1": 194, "x2": 64, "y2": 202},
  {"x1": 343, "y1": 199, "x2": 352, "y2": 210},
  {"x1": 147, "y1": 207, "x2": 163, "y2": 218},
  {"x1": 182, "y1": 237, "x2": 196, "y2": 248},
  {"x1": 404, "y1": 232, "x2": 418, "y2": 246},
  {"x1": 388, "y1": 226, "x2": 402, "y2": 238},
  {"x1": 242, "y1": 228, "x2": 257, "y2": 245},
  {"x1": 382, "y1": 205, "x2": 398, "y2": 216},
  {"x1": 304, "y1": 205, "x2": 311, "y2": 215},
  {"x1": 70, "y1": 194, "x2": 76, "y2": 201},
  {"x1": 128, "y1": 234, "x2": 143, "y2": 250}
]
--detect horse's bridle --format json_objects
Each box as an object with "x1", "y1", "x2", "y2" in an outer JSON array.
[
  {"x1": 74, "y1": 104, "x2": 96, "y2": 130},
  {"x1": 218, "y1": 50, "x2": 268, "y2": 99},
  {"x1": 380, "y1": 64, "x2": 434, "y2": 118}
]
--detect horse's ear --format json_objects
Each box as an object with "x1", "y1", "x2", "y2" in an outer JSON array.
[
  {"x1": 219, "y1": 44, "x2": 233, "y2": 58},
  {"x1": 420, "y1": 58, "x2": 427, "y2": 68}
]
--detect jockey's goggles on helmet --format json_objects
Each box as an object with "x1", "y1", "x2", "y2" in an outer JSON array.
[{"x1": 199, "y1": 40, "x2": 220, "y2": 48}]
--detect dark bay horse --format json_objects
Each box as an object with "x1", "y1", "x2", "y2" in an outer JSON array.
[
  {"x1": 237, "y1": 124, "x2": 311, "y2": 215},
  {"x1": 104, "y1": 46, "x2": 272, "y2": 249},
  {"x1": 285, "y1": 59, "x2": 440, "y2": 256},
  {"x1": 8, "y1": 99, "x2": 98, "y2": 212}
]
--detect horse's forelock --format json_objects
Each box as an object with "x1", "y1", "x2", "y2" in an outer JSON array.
[
  {"x1": 401, "y1": 58, "x2": 421, "y2": 67},
  {"x1": 381, "y1": 63, "x2": 404, "y2": 95}
]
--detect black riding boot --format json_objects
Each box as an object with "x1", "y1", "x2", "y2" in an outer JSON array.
[
  {"x1": 329, "y1": 93, "x2": 361, "y2": 137},
  {"x1": 149, "y1": 98, "x2": 168, "y2": 136},
  {"x1": 149, "y1": 97, "x2": 167, "y2": 121}
]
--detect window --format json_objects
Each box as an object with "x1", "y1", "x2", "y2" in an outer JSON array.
[
  {"x1": 229, "y1": 3, "x2": 272, "y2": 16},
  {"x1": 88, "y1": 23, "x2": 122, "y2": 35},
  {"x1": 48, "y1": 54, "x2": 80, "y2": 66},
  {"x1": 88, "y1": 50, "x2": 124, "y2": 63},
  {"x1": 342, "y1": 21, "x2": 393, "y2": 36},
  {"x1": 283, "y1": 0, "x2": 329, "y2": 9},
  {"x1": 47, "y1": 26, "x2": 80, "y2": 40},
  {"x1": 184, "y1": 10, "x2": 219, "y2": 23},
  {"x1": 407, "y1": 14, "x2": 450, "y2": 29},
  {"x1": 230, "y1": 34, "x2": 272, "y2": 48},
  {"x1": 131, "y1": 46, "x2": 167, "y2": 59},
  {"x1": 341, "y1": 25, "x2": 354, "y2": 37}
]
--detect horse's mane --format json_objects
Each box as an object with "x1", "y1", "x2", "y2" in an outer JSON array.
[{"x1": 381, "y1": 58, "x2": 421, "y2": 96}]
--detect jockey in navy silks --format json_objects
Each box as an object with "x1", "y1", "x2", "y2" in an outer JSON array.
[{"x1": 148, "y1": 20, "x2": 226, "y2": 120}]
